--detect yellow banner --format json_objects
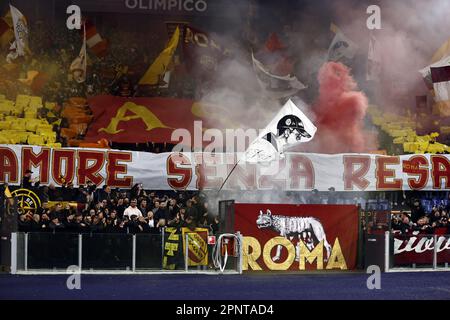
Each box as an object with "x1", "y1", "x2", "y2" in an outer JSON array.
[{"x1": 182, "y1": 227, "x2": 209, "y2": 267}]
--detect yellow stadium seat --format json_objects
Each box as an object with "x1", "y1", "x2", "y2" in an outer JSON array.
[
  {"x1": 0, "y1": 135, "x2": 10, "y2": 144},
  {"x1": 5, "y1": 130, "x2": 29, "y2": 144},
  {"x1": 29, "y1": 96, "x2": 43, "y2": 108},
  {"x1": 27, "y1": 134, "x2": 46, "y2": 146},
  {"x1": 25, "y1": 119, "x2": 42, "y2": 132},
  {"x1": 24, "y1": 111, "x2": 38, "y2": 119},
  {"x1": 36, "y1": 124, "x2": 53, "y2": 135},
  {"x1": 46, "y1": 142, "x2": 62, "y2": 149},
  {"x1": 0, "y1": 122, "x2": 11, "y2": 130},
  {"x1": 41, "y1": 131, "x2": 56, "y2": 143},
  {"x1": 10, "y1": 120, "x2": 26, "y2": 131}
]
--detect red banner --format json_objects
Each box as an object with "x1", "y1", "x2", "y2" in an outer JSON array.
[
  {"x1": 85, "y1": 95, "x2": 212, "y2": 144},
  {"x1": 234, "y1": 204, "x2": 359, "y2": 271},
  {"x1": 394, "y1": 234, "x2": 450, "y2": 265}
]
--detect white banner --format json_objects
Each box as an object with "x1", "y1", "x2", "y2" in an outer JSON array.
[{"x1": 1, "y1": 145, "x2": 450, "y2": 191}]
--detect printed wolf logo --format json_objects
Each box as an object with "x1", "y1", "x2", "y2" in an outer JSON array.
[{"x1": 256, "y1": 209, "x2": 332, "y2": 262}]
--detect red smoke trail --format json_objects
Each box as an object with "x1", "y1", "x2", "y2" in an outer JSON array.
[{"x1": 307, "y1": 62, "x2": 374, "y2": 153}]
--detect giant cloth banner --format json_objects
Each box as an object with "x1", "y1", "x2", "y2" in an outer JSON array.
[
  {"x1": 234, "y1": 204, "x2": 359, "y2": 271},
  {"x1": 84, "y1": 95, "x2": 220, "y2": 144},
  {"x1": 2, "y1": 145, "x2": 450, "y2": 191}
]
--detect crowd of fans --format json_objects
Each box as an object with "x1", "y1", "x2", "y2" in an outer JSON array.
[
  {"x1": 391, "y1": 198, "x2": 450, "y2": 235},
  {"x1": 12, "y1": 172, "x2": 220, "y2": 236}
]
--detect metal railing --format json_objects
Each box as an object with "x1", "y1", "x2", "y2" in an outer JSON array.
[
  {"x1": 10, "y1": 231, "x2": 243, "y2": 275},
  {"x1": 384, "y1": 231, "x2": 450, "y2": 272}
]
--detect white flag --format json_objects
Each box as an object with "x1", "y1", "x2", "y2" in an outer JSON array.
[
  {"x1": 252, "y1": 52, "x2": 306, "y2": 99},
  {"x1": 366, "y1": 33, "x2": 381, "y2": 81},
  {"x1": 10, "y1": 4, "x2": 29, "y2": 57},
  {"x1": 244, "y1": 99, "x2": 317, "y2": 163},
  {"x1": 70, "y1": 24, "x2": 87, "y2": 83},
  {"x1": 328, "y1": 23, "x2": 358, "y2": 62}
]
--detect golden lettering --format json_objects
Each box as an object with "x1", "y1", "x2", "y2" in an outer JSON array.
[
  {"x1": 326, "y1": 238, "x2": 348, "y2": 270},
  {"x1": 299, "y1": 240, "x2": 324, "y2": 270},
  {"x1": 99, "y1": 102, "x2": 170, "y2": 134},
  {"x1": 263, "y1": 237, "x2": 295, "y2": 271},
  {"x1": 242, "y1": 236, "x2": 262, "y2": 271}
]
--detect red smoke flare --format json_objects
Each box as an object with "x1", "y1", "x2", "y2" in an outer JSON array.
[{"x1": 309, "y1": 62, "x2": 373, "y2": 153}]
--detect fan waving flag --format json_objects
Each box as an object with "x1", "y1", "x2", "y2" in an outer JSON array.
[
  {"x1": 10, "y1": 4, "x2": 30, "y2": 57},
  {"x1": 70, "y1": 23, "x2": 87, "y2": 83},
  {"x1": 139, "y1": 26, "x2": 180, "y2": 86},
  {"x1": 328, "y1": 23, "x2": 358, "y2": 63},
  {"x1": 244, "y1": 99, "x2": 317, "y2": 163},
  {"x1": 252, "y1": 52, "x2": 306, "y2": 99}
]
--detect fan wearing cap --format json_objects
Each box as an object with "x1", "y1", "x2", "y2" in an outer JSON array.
[{"x1": 22, "y1": 169, "x2": 40, "y2": 189}]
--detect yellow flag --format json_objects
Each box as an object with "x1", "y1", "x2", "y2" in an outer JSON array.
[
  {"x1": 18, "y1": 70, "x2": 39, "y2": 86},
  {"x1": 432, "y1": 38, "x2": 450, "y2": 63},
  {"x1": 4, "y1": 185, "x2": 12, "y2": 198},
  {"x1": 139, "y1": 26, "x2": 180, "y2": 85}
]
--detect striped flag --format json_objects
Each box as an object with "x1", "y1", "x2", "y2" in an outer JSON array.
[
  {"x1": 85, "y1": 20, "x2": 108, "y2": 57},
  {"x1": 431, "y1": 66, "x2": 450, "y2": 116},
  {"x1": 70, "y1": 23, "x2": 87, "y2": 83},
  {"x1": 419, "y1": 55, "x2": 450, "y2": 90}
]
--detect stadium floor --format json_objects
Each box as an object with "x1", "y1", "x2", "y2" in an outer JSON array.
[{"x1": 0, "y1": 272, "x2": 449, "y2": 300}]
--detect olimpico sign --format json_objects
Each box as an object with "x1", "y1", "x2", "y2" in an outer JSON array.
[{"x1": 125, "y1": 0, "x2": 208, "y2": 12}]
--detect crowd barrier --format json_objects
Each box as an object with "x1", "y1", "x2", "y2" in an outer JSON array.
[{"x1": 10, "y1": 231, "x2": 243, "y2": 275}]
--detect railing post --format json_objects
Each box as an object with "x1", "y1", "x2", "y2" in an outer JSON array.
[
  {"x1": 24, "y1": 233, "x2": 28, "y2": 272},
  {"x1": 132, "y1": 234, "x2": 136, "y2": 272},
  {"x1": 237, "y1": 232, "x2": 243, "y2": 274},
  {"x1": 433, "y1": 235, "x2": 437, "y2": 269},
  {"x1": 78, "y1": 234, "x2": 82, "y2": 271},
  {"x1": 384, "y1": 231, "x2": 390, "y2": 272},
  {"x1": 161, "y1": 228, "x2": 165, "y2": 269},
  {"x1": 185, "y1": 233, "x2": 189, "y2": 272},
  {"x1": 10, "y1": 233, "x2": 17, "y2": 274}
]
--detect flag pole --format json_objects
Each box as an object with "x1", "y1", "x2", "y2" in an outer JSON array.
[
  {"x1": 217, "y1": 150, "x2": 262, "y2": 193},
  {"x1": 217, "y1": 159, "x2": 241, "y2": 193}
]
